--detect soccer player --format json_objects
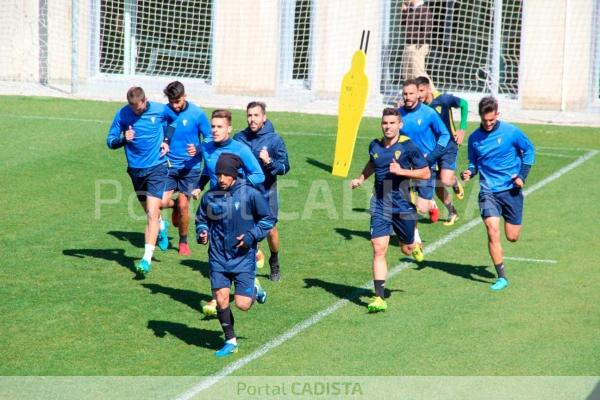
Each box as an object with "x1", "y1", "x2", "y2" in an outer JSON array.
[
  {"x1": 196, "y1": 153, "x2": 275, "y2": 357},
  {"x1": 416, "y1": 76, "x2": 467, "y2": 226},
  {"x1": 234, "y1": 101, "x2": 290, "y2": 281},
  {"x1": 398, "y1": 78, "x2": 451, "y2": 225},
  {"x1": 350, "y1": 108, "x2": 431, "y2": 313},
  {"x1": 461, "y1": 96, "x2": 535, "y2": 291},
  {"x1": 198, "y1": 109, "x2": 266, "y2": 317},
  {"x1": 106, "y1": 86, "x2": 175, "y2": 276},
  {"x1": 161, "y1": 81, "x2": 212, "y2": 256}
]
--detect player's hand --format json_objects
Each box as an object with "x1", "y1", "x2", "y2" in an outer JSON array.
[
  {"x1": 259, "y1": 146, "x2": 271, "y2": 164},
  {"x1": 197, "y1": 231, "x2": 208, "y2": 245},
  {"x1": 512, "y1": 175, "x2": 524, "y2": 188},
  {"x1": 461, "y1": 170, "x2": 472, "y2": 182},
  {"x1": 125, "y1": 125, "x2": 135, "y2": 141},
  {"x1": 160, "y1": 142, "x2": 169, "y2": 157},
  {"x1": 235, "y1": 234, "x2": 247, "y2": 248},
  {"x1": 454, "y1": 129, "x2": 465, "y2": 145},
  {"x1": 350, "y1": 177, "x2": 364, "y2": 189},
  {"x1": 389, "y1": 159, "x2": 402, "y2": 175},
  {"x1": 187, "y1": 143, "x2": 197, "y2": 157},
  {"x1": 191, "y1": 188, "x2": 201, "y2": 200}
]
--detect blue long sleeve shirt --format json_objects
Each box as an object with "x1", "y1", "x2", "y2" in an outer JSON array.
[
  {"x1": 200, "y1": 138, "x2": 265, "y2": 190},
  {"x1": 106, "y1": 101, "x2": 176, "y2": 169},
  {"x1": 467, "y1": 121, "x2": 536, "y2": 193},
  {"x1": 166, "y1": 101, "x2": 212, "y2": 170},
  {"x1": 233, "y1": 120, "x2": 290, "y2": 191},
  {"x1": 399, "y1": 102, "x2": 451, "y2": 158},
  {"x1": 195, "y1": 180, "x2": 276, "y2": 273}
]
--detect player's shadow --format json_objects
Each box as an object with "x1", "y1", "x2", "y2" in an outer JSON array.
[
  {"x1": 62, "y1": 248, "x2": 139, "y2": 277},
  {"x1": 107, "y1": 230, "x2": 146, "y2": 248},
  {"x1": 586, "y1": 380, "x2": 600, "y2": 400},
  {"x1": 305, "y1": 157, "x2": 332, "y2": 173},
  {"x1": 412, "y1": 260, "x2": 495, "y2": 283},
  {"x1": 303, "y1": 278, "x2": 402, "y2": 307},
  {"x1": 180, "y1": 259, "x2": 211, "y2": 279},
  {"x1": 147, "y1": 320, "x2": 226, "y2": 350},
  {"x1": 334, "y1": 227, "x2": 371, "y2": 241},
  {"x1": 142, "y1": 283, "x2": 212, "y2": 312}
]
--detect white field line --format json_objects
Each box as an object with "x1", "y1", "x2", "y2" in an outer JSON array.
[
  {"x1": 173, "y1": 149, "x2": 598, "y2": 400},
  {"x1": 536, "y1": 151, "x2": 579, "y2": 159},
  {"x1": 503, "y1": 257, "x2": 558, "y2": 264}
]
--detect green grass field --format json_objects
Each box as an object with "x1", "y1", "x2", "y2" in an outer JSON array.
[{"x1": 0, "y1": 96, "x2": 598, "y2": 397}]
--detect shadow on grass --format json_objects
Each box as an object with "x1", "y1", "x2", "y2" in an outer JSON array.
[
  {"x1": 62, "y1": 248, "x2": 143, "y2": 279},
  {"x1": 180, "y1": 259, "x2": 211, "y2": 279},
  {"x1": 142, "y1": 283, "x2": 212, "y2": 312},
  {"x1": 412, "y1": 260, "x2": 495, "y2": 283},
  {"x1": 147, "y1": 320, "x2": 225, "y2": 350},
  {"x1": 305, "y1": 157, "x2": 331, "y2": 173},
  {"x1": 304, "y1": 278, "x2": 403, "y2": 307},
  {"x1": 334, "y1": 227, "x2": 371, "y2": 241},
  {"x1": 107, "y1": 230, "x2": 146, "y2": 248}
]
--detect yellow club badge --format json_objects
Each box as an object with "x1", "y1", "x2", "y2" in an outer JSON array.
[{"x1": 394, "y1": 150, "x2": 401, "y2": 160}]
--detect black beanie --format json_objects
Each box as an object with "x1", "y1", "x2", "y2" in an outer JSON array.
[{"x1": 215, "y1": 153, "x2": 242, "y2": 178}]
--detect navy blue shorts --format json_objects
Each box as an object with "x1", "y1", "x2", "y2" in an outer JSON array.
[
  {"x1": 413, "y1": 167, "x2": 436, "y2": 200},
  {"x1": 165, "y1": 167, "x2": 200, "y2": 197},
  {"x1": 437, "y1": 141, "x2": 458, "y2": 170},
  {"x1": 479, "y1": 187, "x2": 524, "y2": 225},
  {"x1": 370, "y1": 205, "x2": 417, "y2": 244},
  {"x1": 127, "y1": 163, "x2": 168, "y2": 202},
  {"x1": 210, "y1": 270, "x2": 256, "y2": 298},
  {"x1": 264, "y1": 186, "x2": 279, "y2": 218}
]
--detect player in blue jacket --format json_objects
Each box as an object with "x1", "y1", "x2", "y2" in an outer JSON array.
[
  {"x1": 350, "y1": 108, "x2": 431, "y2": 313},
  {"x1": 106, "y1": 86, "x2": 176, "y2": 277},
  {"x1": 416, "y1": 76, "x2": 467, "y2": 226},
  {"x1": 197, "y1": 109, "x2": 265, "y2": 317},
  {"x1": 234, "y1": 101, "x2": 290, "y2": 281},
  {"x1": 196, "y1": 153, "x2": 276, "y2": 357},
  {"x1": 398, "y1": 78, "x2": 451, "y2": 225},
  {"x1": 461, "y1": 96, "x2": 535, "y2": 291},
  {"x1": 198, "y1": 110, "x2": 265, "y2": 191},
  {"x1": 160, "y1": 81, "x2": 212, "y2": 256}
]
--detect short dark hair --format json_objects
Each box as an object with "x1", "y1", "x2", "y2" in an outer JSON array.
[
  {"x1": 415, "y1": 76, "x2": 430, "y2": 86},
  {"x1": 402, "y1": 78, "x2": 418, "y2": 88},
  {"x1": 212, "y1": 109, "x2": 232, "y2": 125},
  {"x1": 163, "y1": 81, "x2": 185, "y2": 101},
  {"x1": 382, "y1": 107, "x2": 401, "y2": 120},
  {"x1": 478, "y1": 96, "x2": 498, "y2": 115},
  {"x1": 126, "y1": 87, "x2": 145, "y2": 104},
  {"x1": 246, "y1": 101, "x2": 266, "y2": 114}
]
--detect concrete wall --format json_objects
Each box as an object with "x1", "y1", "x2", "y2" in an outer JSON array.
[
  {"x1": 0, "y1": 1, "x2": 39, "y2": 81},
  {"x1": 520, "y1": 0, "x2": 596, "y2": 111},
  {"x1": 311, "y1": 0, "x2": 383, "y2": 101},
  {"x1": 212, "y1": 0, "x2": 280, "y2": 96}
]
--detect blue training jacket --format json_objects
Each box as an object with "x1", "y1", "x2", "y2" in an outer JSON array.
[
  {"x1": 233, "y1": 120, "x2": 290, "y2": 191},
  {"x1": 467, "y1": 121, "x2": 536, "y2": 193},
  {"x1": 200, "y1": 138, "x2": 265, "y2": 190},
  {"x1": 166, "y1": 101, "x2": 212, "y2": 170},
  {"x1": 195, "y1": 180, "x2": 276, "y2": 273},
  {"x1": 106, "y1": 101, "x2": 176, "y2": 169},
  {"x1": 399, "y1": 102, "x2": 451, "y2": 157}
]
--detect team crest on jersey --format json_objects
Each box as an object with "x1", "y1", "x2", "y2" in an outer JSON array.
[
  {"x1": 183, "y1": 119, "x2": 188, "y2": 127},
  {"x1": 234, "y1": 201, "x2": 240, "y2": 210},
  {"x1": 394, "y1": 150, "x2": 401, "y2": 159},
  {"x1": 372, "y1": 153, "x2": 379, "y2": 159},
  {"x1": 151, "y1": 116, "x2": 156, "y2": 124},
  {"x1": 497, "y1": 137, "x2": 502, "y2": 144},
  {"x1": 417, "y1": 118, "x2": 422, "y2": 126}
]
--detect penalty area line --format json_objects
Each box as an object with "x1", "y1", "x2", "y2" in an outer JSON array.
[{"x1": 173, "y1": 149, "x2": 598, "y2": 400}]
